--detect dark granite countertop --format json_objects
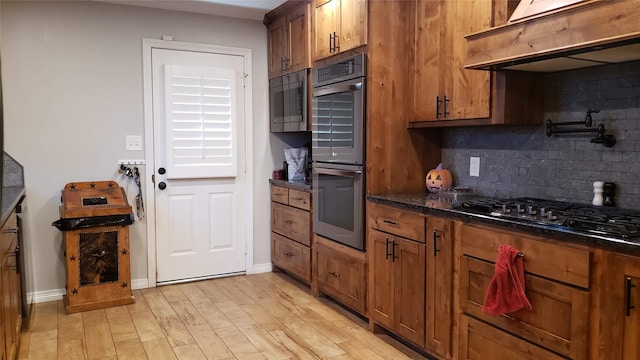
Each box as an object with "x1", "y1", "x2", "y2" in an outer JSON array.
[
  {"x1": 368, "y1": 193, "x2": 640, "y2": 256},
  {"x1": 269, "y1": 179, "x2": 312, "y2": 191},
  {"x1": 1, "y1": 186, "x2": 25, "y2": 225}
]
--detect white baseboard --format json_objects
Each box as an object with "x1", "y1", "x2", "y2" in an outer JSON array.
[
  {"x1": 251, "y1": 262, "x2": 272, "y2": 274},
  {"x1": 28, "y1": 278, "x2": 151, "y2": 304}
]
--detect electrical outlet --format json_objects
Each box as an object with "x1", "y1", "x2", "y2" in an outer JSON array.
[
  {"x1": 126, "y1": 135, "x2": 143, "y2": 151},
  {"x1": 470, "y1": 157, "x2": 480, "y2": 177}
]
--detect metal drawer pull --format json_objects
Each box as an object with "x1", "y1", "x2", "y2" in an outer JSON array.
[
  {"x1": 627, "y1": 276, "x2": 635, "y2": 316},
  {"x1": 383, "y1": 220, "x2": 399, "y2": 226},
  {"x1": 2, "y1": 228, "x2": 18, "y2": 234},
  {"x1": 291, "y1": 197, "x2": 306, "y2": 203},
  {"x1": 284, "y1": 220, "x2": 294, "y2": 224},
  {"x1": 329, "y1": 271, "x2": 341, "y2": 278},
  {"x1": 284, "y1": 252, "x2": 293, "y2": 257}
]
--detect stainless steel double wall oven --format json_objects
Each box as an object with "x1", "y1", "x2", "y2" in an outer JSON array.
[{"x1": 312, "y1": 54, "x2": 366, "y2": 251}]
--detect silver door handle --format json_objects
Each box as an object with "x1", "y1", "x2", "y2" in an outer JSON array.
[
  {"x1": 313, "y1": 83, "x2": 363, "y2": 97},
  {"x1": 313, "y1": 168, "x2": 362, "y2": 177}
]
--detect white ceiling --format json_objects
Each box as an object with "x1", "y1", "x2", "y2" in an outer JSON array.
[{"x1": 95, "y1": 0, "x2": 288, "y2": 21}]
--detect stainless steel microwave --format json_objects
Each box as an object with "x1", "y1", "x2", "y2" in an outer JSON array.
[{"x1": 269, "y1": 68, "x2": 309, "y2": 132}]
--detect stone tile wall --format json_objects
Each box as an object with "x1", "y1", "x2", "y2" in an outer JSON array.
[{"x1": 441, "y1": 61, "x2": 640, "y2": 209}]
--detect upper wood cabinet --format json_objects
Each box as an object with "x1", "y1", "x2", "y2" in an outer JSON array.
[
  {"x1": 311, "y1": 0, "x2": 367, "y2": 61},
  {"x1": 410, "y1": 0, "x2": 543, "y2": 127},
  {"x1": 266, "y1": 2, "x2": 311, "y2": 79}
]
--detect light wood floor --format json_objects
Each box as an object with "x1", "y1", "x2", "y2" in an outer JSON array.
[{"x1": 18, "y1": 272, "x2": 429, "y2": 360}]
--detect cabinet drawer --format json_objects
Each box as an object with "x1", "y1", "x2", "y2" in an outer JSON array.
[
  {"x1": 459, "y1": 315, "x2": 566, "y2": 360},
  {"x1": 288, "y1": 189, "x2": 311, "y2": 211},
  {"x1": 314, "y1": 237, "x2": 367, "y2": 315},
  {"x1": 460, "y1": 256, "x2": 589, "y2": 359},
  {"x1": 272, "y1": 233, "x2": 311, "y2": 283},
  {"x1": 271, "y1": 185, "x2": 289, "y2": 204},
  {"x1": 367, "y1": 202, "x2": 425, "y2": 243},
  {"x1": 272, "y1": 202, "x2": 311, "y2": 246},
  {"x1": 460, "y1": 224, "x2": 590, "y2": 288}
]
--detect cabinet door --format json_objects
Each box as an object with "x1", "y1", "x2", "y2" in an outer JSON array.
[
  {"x1": 337, "y1": 0, "x2": 367, "y2": 53},
  {"x1": 426, "y1": 217, "x2": 453, "y2": 358},
  {"x1": 623, "y1": 274, "x2": 640, "y2": 359},
  {"x1": 287, "y1": 3, "x2": 311, "y2": 73},
  {"x1": 412, "y1": 0, "x2": 444, "y2": 121},
  {"x1": 444, "y1": 0, "x2": 491, "y2": 120},
  {"x1": 395, "y1": 237, "x2": 426, "y2": 347},
  {"x1": 312, "y1": 0, "x2": 338, "y2": 61},
  {"x1": 370, "y1": 229, "x2": 394, "y2": 329},
  {"x1": 268, "y1": 16, "x2": 288, "y2": 79},
  {"x1": 2, "y1": 252, "x2": 16, "y2": 360}
]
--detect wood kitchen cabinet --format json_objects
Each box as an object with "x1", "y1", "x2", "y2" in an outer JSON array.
[
  {"x1": 266, "y1": 2, "x2": 311, "y2": 79},
  {"x1": 410, "y1": 0, "x2": 542, "y2": 126},
  {"x1": 368, "y1": 202, "x2": 426, "y2": 347},
  {"x1": 458, "y1": 224, "x2": 591, "y2": 359},
  {"x1": 271, "y1": 184, "x2": 312, "y2": 284},
  {"x1": 0, "y1": 209, "x2": 21, "y2": 360},
  {"x1": 311, "y1": 0, "x2": 367, "y2": 61},
  {"x1": 312, "y1": 234, "x2": 367, "y2": 316},
  {"x1": 425, "y1": 216, "x2": 453, "y2": 358}
]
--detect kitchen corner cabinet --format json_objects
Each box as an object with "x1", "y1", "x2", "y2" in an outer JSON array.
[
  {"x1": 411, "y1": 0, "x2": 542, "y2": 126},
  {"x1": 0, "y1": 209, "x2": 21, "y2": 360},
  {"x1": 267, "y1": 2, "x2": 311, "y2": 79},
  {"x1": 425, "y1": 217, "x2": 453, "y2": 358},
  {"x1": 271, "y1": 185, "x2": 312, "y2": 283},
  {"x1": 368, "y1": 202, "x2": 426, "y2": 347},
  {"x1": 458, "y1": 224, "x2": 591, "y2": 359},
  {"x1": 599, "y1": 252, "x2": 640, "y2": 359},
  {"x1": 311, "y1": 0, "x2": 367, "y2": 61},
  {"x1": 313, "y1": 234, "x2": 367, "y2": 316}
]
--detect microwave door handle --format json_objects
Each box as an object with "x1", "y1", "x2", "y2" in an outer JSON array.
[
  {"x1": 314, "y1": 168, "x2": 362, "y2": 177},
  {"x1": 313, "y1": 82, "x2": 363, "y2": 97}
]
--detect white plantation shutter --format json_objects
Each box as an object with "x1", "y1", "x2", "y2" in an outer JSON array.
[{"x1": 163, "y1": 64, "x2": 238, "y2": 179}]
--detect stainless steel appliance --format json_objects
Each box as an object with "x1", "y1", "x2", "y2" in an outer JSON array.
[
  {"x1": 269, "y1": 68, "x2": 309, "y2": 132},
  {"x1": 459, "y1": 197, "x2": 640, "y2": 239},
  {"x1": 312, "y1": 54, "x2": 366, "y2": 251},
  {"x1": 311, "y1": 53, "x2": 365, "y2": 165}
]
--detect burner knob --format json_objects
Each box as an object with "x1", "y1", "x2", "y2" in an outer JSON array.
[
  {"x1": 540, "y1": 207, "x2": 547, "y2": 217},
  {"x1": 527, "y1": 205, "x2": 537, "y2": 215},
  {"x1": 501, "y1": 204, "x2": 511, "y2": 214},
  {"x1": 516, "y1": 204, "x2": 525, "y2": 213},
  {"x1": 547, "y1": 211, "x2": 558, "y2": 221}
]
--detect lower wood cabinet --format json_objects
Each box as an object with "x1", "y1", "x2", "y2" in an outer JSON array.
[
  {"x1": 370, "y1": 228, "x2": 425, "y2": 347},
  {"x1": 313, "y1": 234, "x2": 367, "y2": 316},
  {"x1": 0, "y1": 210, "x2": 22, "y2": 360},
  {"x1": 271, "y1": 184, "x2": 312, "y2": 284}
]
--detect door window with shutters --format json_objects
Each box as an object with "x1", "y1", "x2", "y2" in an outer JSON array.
[{"x1": 163, "y1": 64, "x2": 237, "y2": 179}]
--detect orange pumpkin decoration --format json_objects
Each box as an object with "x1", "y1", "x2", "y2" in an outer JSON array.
[{"x1": 426, "y1": 163, "x2": 453, "y2": 193}]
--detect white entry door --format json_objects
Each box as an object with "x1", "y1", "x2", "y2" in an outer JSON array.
[{"x1": 151, "y1": 47, "x2": 247, "y2": 284}]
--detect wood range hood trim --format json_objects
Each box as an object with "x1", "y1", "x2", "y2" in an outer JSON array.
[{"x1": 465, "y1": 0, "x2": 640, "y2": 72}]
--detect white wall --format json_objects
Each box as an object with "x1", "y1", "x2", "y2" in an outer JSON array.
[{"x1": 1, "y1": 1, "x2": 278, "y2": 299}]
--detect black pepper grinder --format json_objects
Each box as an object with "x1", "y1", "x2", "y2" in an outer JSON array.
[{"x1": 603, "y1": 182, "x2": 616, "y2": 207}]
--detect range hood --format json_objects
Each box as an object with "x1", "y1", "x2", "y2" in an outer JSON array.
[{"x1": 465, "y1": 0, "x2": 640, "y2": 72}]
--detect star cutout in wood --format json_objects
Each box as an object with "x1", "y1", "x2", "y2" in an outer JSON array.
[
  {"x1": 90, "y1": 182, "x2": 96, "y2": 188},
  {"x1": 72, "y1": 288, "x2": 78, "y2": 295},
  {"x1": 121, "y1": 249, "x2": 128, "y2": 255}
]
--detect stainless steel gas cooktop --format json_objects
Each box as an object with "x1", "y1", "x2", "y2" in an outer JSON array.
[{"x1": 458, "y1": 197, "x2": 640, "y2": 239}]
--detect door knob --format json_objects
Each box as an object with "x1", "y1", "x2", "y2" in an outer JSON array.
[
  {"x1": 158, "y1": 182, "x2": 167, "y2": 190},
  {"x1": 158, "y1": 167, "x2": 166, "y2": 175}
]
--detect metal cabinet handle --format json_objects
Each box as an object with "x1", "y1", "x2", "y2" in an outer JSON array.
[
  {"x1": 284, "y1": 220, "x2": 294, "y2": 225},
  {"x1": 385, "y1": 238, "x2": 391, "y2": 260},
  {"x1": 284, "y1": 252, "x2": 293, "y2": 257},
  {"x1": 383, "y1": 219, "x2": 399, "y2": 226},
  {"x1": 329, "y1": 33, "x2": 334, "y2": 52},
  {"x1": 443, "y1": 95, "x2": 450, "y2": 118},
  {"x1": 291, "y1": 197, "x2": 306, "y2": 203},
  {"x1": 2, "y1": 228, "x2": 18, "y2": 234},
  {"x1": 392, "y1": 241, "x2": 398, "y2": 262},
  {"x1": 329, "y1": 271, "x2": 341, "y2": 278},
  {"x1": 436, "y1": 96, "x2": 442, "y2": 118},
  {"x1": 433, "y1": 231, "x2": 441, "y2": 257},
  {"x1": 627, "y1": 276, "x2": 636, "y2": 316}
]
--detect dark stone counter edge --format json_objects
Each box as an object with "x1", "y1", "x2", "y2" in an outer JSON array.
[
  {"x1": 2, "y1": 186, "x2": 26, "y2": 225},
  {"x1": 269, "y1": 179, "x2": 312, "y2": 191},
  {"x1": 367, "y1": 194, "x2": 640, "y2": 257}
]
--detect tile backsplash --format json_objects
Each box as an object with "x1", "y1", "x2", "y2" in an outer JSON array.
[{"x1": 441, "y1": 61, "x2": 640, "y2": 209}]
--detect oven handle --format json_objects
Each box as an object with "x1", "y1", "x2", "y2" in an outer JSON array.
[
  {"x1": 313, "y1": 167, "x2": 362, "y2": 177},
  {"x1": 313, "y1": 82, "x2": 363, "y2": 97}
]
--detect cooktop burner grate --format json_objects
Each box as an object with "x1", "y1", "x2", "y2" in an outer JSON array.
[{"x1": 459, "y1": 197, "x2": 640, "y2": 239}]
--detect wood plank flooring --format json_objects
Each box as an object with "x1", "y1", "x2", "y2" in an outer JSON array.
[{"x1": 18, "y1": 272, "x2": 429, "y2": 360}]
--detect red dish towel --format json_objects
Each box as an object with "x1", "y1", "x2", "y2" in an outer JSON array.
[{"x1": 482, "y1": 245, "x2": 532, "y2": 316}]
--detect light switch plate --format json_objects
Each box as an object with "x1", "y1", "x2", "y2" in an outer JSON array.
[
  {"x1": 470, "y1": 157, "x2": 480, "y2": 177},
  {"x1": 126, "y1": 135, "x2": 143, "y2": 151}
]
